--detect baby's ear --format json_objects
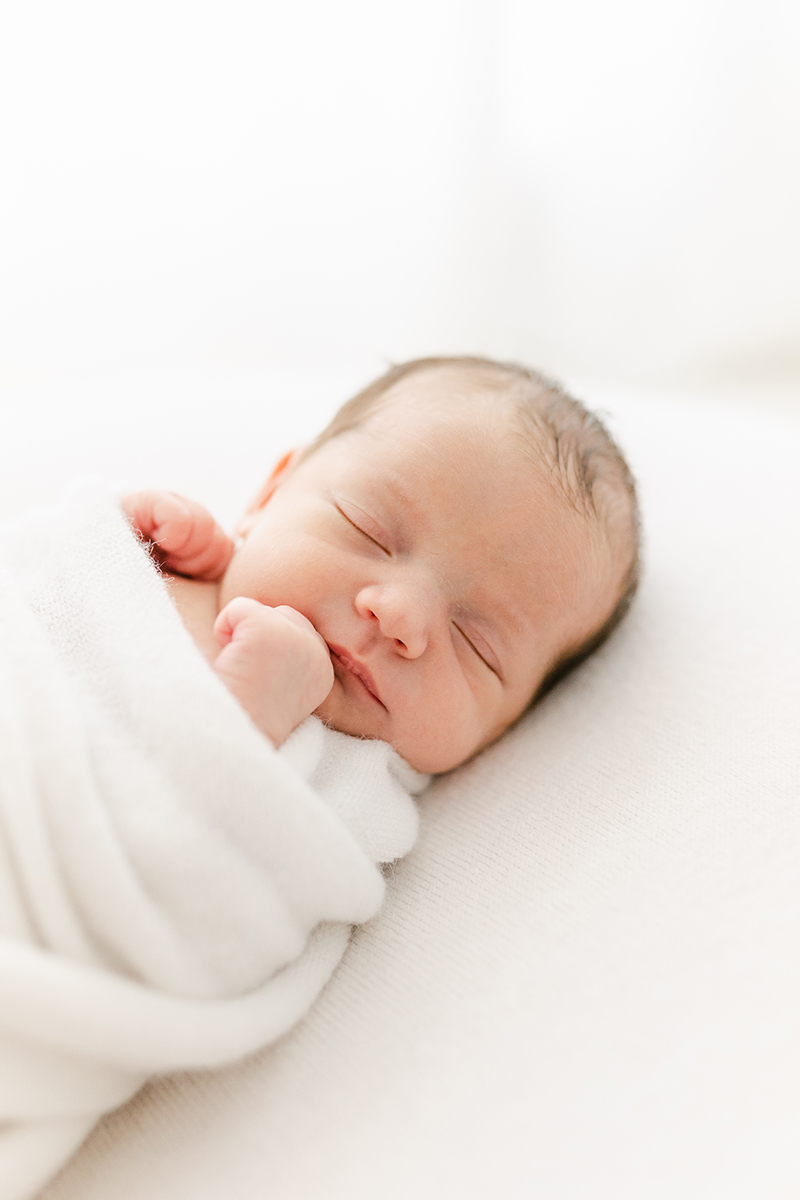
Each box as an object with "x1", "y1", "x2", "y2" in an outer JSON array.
[{"x1": 236, "y1": 448, "x2": 305, "y2": 536}]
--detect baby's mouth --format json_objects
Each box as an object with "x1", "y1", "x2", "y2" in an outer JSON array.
[{"x1": 327, "y1": 645, "x2": 386, "y2": 709}]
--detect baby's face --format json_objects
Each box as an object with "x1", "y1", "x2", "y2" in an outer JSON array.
[{"x1": 220, "y1": 372, "x2": 619, "y2": 773}]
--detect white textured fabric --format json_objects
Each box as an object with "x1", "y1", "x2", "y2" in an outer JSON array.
[
  {"x1": 0, "y1": 481, "x2": 424, "y2": 1200},
  {"x1": 33, "y1": 387, "x2": 800, "y2": 1200}
]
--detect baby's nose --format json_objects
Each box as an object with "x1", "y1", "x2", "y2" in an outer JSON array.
[{"x1": 355, "y1": 581, "x2": 435, "y2": 658}]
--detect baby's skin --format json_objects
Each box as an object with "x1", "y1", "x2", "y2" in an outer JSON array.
[
  {"x1": 121, "y1": 490, "x2": 333, "y2": 749},
  {"x1": 123, "y1": 366, "x2": 625, "y2": 774}
]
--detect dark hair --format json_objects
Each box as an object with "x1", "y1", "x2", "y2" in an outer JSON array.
[{"x1": 306, "y1": 355, "x2": 640, "y2": 703}]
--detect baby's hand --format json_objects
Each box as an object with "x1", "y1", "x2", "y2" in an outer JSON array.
[
  {"x1": 213, "y1": 597, "x2": 334, "y2": 746},
  {"x1": 122, "y1": 490, "x2": 234, "y2": 581}
]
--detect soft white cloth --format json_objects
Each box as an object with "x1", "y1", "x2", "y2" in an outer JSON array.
[
  {"x1": 0, "y1": 481, "x2": 425, "y2": 1200},
  {"x1": 33, "y1": 386, "x2": 800, "y2": 1200}
]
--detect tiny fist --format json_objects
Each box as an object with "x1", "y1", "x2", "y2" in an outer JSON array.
[
  {"x1": 123, "y1": 490, "x2": 234, "y2": 581},
  {"x1": 213, "y1": 596, "x2": 262, "y2": 645},
  {"x1": 212, "y1": 597, "x2": 333, "y2": 746},
  {"x1": 273, "y1": 606, "x2": 333, "y2": 662}
]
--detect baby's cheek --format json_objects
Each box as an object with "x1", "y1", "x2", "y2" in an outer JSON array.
[{"x1": 398, "y1": 689, "x2": 489, "y2": 774}]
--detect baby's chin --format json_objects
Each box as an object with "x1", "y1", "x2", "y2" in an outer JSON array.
[
  {"x1": 312, "y1": 686, "x2": 431, "y2": 772},
  {"x1": 314, "y1": 677, "x2": 387, "y2": 742},
  {"x1": 397, "y1": 717, "x2": 515, "y2": 776},
  {"x1": 315, "y1": 671, "x2": 514, "y2": 773},
  {"x1": 314, "y1": 695, "x2": 475, "y2": 776}
]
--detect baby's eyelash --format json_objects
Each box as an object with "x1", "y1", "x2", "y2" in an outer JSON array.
[
  {"x1": 335, "y1": 504, "x2": 390, "y2": 554},
  {"x1": 454, "y1": 623, "x2": 499, "y2": 677}
]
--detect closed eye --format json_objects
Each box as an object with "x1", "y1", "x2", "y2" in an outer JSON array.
[
  {"x1": 334, "y1": 501, "x2": 391, "y2": 554},
  {"x1": 454, "y1": 623, "x2": 500, "y2": 679}
]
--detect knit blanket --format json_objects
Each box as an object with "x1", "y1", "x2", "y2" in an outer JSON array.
[{"x1": 0, "y1": 481, "x2": 425, "y2": 1200}]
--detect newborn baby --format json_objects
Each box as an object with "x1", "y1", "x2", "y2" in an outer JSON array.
[
  {"x1": 124, "y1": 356, "x2": 639, "y2": 775},
  {"x1": 0, "y1": 355, "x2": 639, "y2": 1199}
]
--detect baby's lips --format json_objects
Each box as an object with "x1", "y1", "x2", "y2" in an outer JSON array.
[{"x1": 327, "y1": 644, "x2": 385, "y2": 708}]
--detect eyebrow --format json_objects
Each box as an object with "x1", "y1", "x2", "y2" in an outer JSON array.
[{"x1": 367, "y1": 467, "x2": 414, "y2": 515}]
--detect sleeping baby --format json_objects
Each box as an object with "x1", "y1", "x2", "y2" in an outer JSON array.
[
  {"x1": 0, "y1": 355, "x2": 639, "y2": 1198},
  {"x1": 124, "y1": 355, "x2": 640, "y2": 775}
]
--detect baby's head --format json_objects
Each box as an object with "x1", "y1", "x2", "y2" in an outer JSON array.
[{"x1": 220, "y1": 357, "x2": 639, "y2": 774}]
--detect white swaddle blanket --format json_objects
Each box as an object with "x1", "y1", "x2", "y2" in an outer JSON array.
[{"x1": 0, "y1": 481, "x2": 426, "y2": 1200}]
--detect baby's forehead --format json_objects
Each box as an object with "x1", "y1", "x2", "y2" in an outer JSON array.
[
  {"x1": 354, "y1": 368, "x2": 534, "y2": 465},
  {"x1": 336, "y1": 397, "x2": 578, "y2": 556},
  {"x1": 370, "y1": 363, "x2": 519, "y2": 422}
]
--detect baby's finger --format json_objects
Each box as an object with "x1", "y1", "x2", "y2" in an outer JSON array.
[
  {"x1": 273, "y1": 606, "x2": 329, "y2": 648},
  {"x1": 162, "y1": 498, "x2": 234, "y2": 580},
  {"x1": 149, "y1": 493, "x2": 195, "y2": 548},
  {"x1": 125, "y1": 491, "x2": 233, "y2": 580},
  {"x1": 122, "y1": 490, "x2": 175, "y2": 542},
  {"x1": 123, "y1": 491, "x2": 195, "y2": 558},
  {"x1": 168, "y1": 523, "x2": 235, "y2": 580},
  {"x1": 213, "y1": 596, "x2": 266, "y2": 645}
]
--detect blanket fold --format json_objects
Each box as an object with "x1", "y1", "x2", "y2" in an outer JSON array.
[{"x1": 0, "y1": 481, "x2": 425, "y2": 1200}]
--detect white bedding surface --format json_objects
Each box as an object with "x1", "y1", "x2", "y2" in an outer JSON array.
[{"x1": 7, "y1": 375, "x2": 797, "y2": 1199}]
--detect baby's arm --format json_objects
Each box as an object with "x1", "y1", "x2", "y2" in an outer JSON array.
[
  {"x1": 122, "y1": 490, "x2": 234, "y2": 580},
  {"x1": 214, "y1": 598, "x2": 334, "y2": 747}
]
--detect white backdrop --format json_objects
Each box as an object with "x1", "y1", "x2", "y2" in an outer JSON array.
[
  {"x1": 2, "y1": 11, "x2": 800, "y2": 1194},
  {"x1": 1, "y1": 0, "x2": 799, "y2": 405}
]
